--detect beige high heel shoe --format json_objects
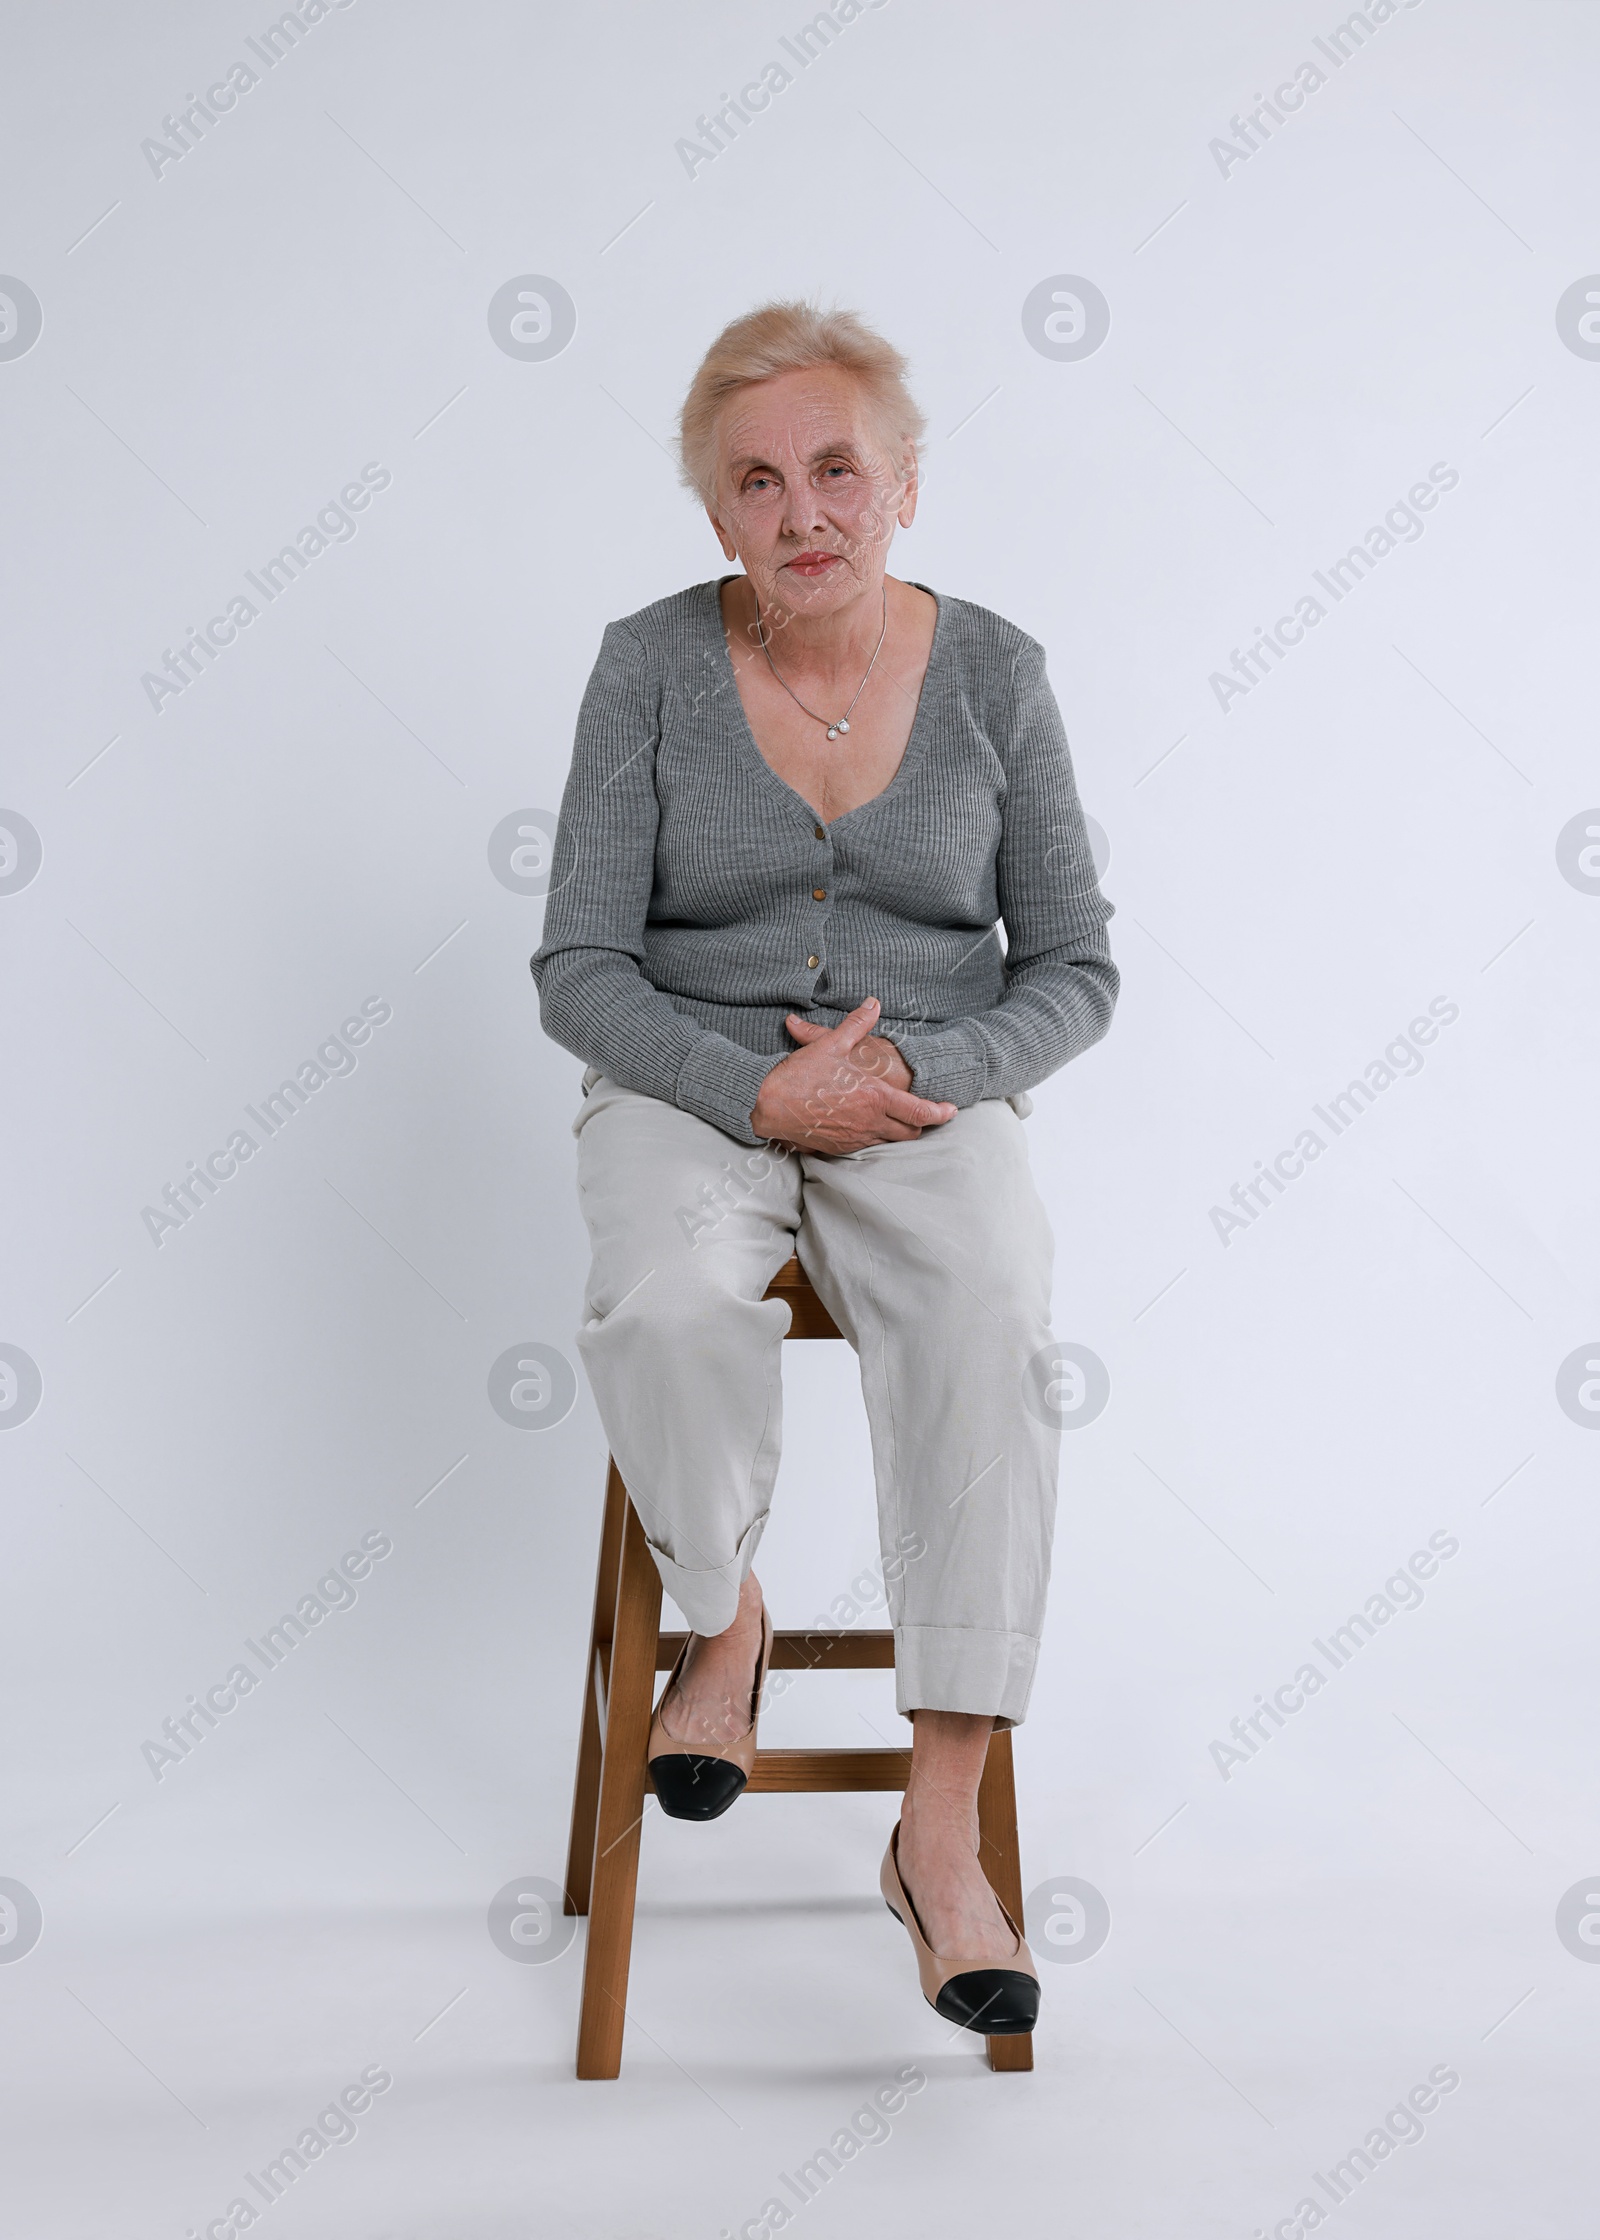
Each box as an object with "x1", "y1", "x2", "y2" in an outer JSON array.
[
  {"x1": 880, "y1": 1820, "x2": 1040, "y2": 2034},
  {"x1": 647, "y1": 1605, "x2": 774, "y2": 1821}
]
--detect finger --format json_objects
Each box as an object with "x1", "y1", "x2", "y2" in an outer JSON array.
[
  {"x1": 829, "y1": 996, "x2": 881, "y2": 1054},
  {"x1": 785, "y1": 1015, "x2": 829, "y2": 1042},
  {"x1": 816, "y1": 1125, "x2": 919, "y2": 1152},
  {"x1": 880, "y1": 1087, "x2": 958, "y2": 1126}
]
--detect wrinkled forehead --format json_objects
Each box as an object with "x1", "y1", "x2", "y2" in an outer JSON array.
[{"x1": 716, "y1": 366, "x2": 892, "y2": 475}]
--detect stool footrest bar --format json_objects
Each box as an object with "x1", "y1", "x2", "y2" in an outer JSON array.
[
  {"x1": 642, "y1": 1747, "x2": 911, "y2": 1794},
  {"x1": 655, "y1": 1628, "x2": 895, "y2": 1672}
]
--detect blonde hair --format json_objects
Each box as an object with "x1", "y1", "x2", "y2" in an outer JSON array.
[{"x1": 677, "y1": 300, "x2": 927, "y2": 505}]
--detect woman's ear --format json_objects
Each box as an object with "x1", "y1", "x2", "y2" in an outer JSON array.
[
  {"x1": 704, "y1": 505, "x2": 738, "y2": 562},
  {"x1": 896, "y1": 448, "x2": 919, "y2": 530}
]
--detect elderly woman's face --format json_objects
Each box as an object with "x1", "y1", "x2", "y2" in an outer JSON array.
[{"x1": 708, "y1": 365, "x2": 915, "y2": 617}]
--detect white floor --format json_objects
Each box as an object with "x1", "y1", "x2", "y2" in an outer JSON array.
[
  {"x1": 4, "y1": 1766, "x2": 1586, "y2": 2240},
  {"x1": 10, "y1": 1327, "x2": 1590, "y2": 2237}
]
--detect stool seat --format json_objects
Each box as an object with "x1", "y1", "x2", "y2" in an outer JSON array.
[{"x1": 563, "y1": 1256, "x2": 1033, "y2": 2077}]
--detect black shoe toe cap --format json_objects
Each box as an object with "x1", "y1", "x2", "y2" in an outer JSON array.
[
  {"x1": 647, "y1": 1753, "x2": 748, "y2": 1821},
  {"x1": 934, "y1": 1968, "x2": 1040, "y2": 2035}
]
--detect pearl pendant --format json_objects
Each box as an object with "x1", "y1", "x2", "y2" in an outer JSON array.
[
  {"x1": 828, "y1": 717, "x2": 849, "y2": 739},
  {"x1": 826, "y1": 725, "x2": 839, "y2": 740}
]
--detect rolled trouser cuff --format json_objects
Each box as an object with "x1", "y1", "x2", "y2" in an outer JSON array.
[
  {"x1": 892, "y1": 1625, "x2": 1040, "y2": 1730},
  {"x1": 636, "y1": 1503, "x2": 769, "y2": 1637}
]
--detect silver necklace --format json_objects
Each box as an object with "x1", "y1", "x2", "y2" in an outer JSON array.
[{"x1": 754, "y1": 583, "x2": 888, "y2": 740}]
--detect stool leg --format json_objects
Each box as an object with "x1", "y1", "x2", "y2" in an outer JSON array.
[
  {"x1": 977, "y1": 1729, "x2": 1034, "y2": 2073},
  {"x1": 575, "y1": 1485, "x2": 663, "y2": 2080},
  {"x1": 564, "y1": 1463, "x2": 628, "y2": 1917}
]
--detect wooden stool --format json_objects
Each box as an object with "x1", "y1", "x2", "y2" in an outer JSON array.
[{"x1": 563, "y1": 1255, "x2": 1034, "y2": 2078}]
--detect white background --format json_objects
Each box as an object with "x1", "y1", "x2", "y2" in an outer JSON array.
[{"x1": 2, "y1": 2, "x2": 1598, "y2": 2235}]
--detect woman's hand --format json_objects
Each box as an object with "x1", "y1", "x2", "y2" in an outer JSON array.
[
  {"x1": 750, "y1": 997, "x2": 957, "y2": 1153},
  {"x1": 782, "y1": 1010, "x2": 914, "y2": 1090}
]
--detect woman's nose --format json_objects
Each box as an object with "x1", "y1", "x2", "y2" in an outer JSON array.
[{"x1": 780, "y1": 484, "x2": 825, "y2": 540}]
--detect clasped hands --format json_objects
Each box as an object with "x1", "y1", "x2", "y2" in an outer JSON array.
[{"x1": 749, "y1": 996, "x2": 957, "y2": 1154}]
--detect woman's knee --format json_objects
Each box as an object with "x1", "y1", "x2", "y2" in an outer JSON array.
[
  {"x1": 581, "y1": 1267, "x2": 778, "y2": 1365},
  {"x1": 921, "y1": 1253, "x2": 1053, "y2": 1364}
]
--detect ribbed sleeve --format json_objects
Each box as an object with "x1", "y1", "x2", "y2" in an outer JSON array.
[
  {"x1": 888, "y1": 636, "x2": 1118, "y2": 1104},
  {"x1": 531, "y1": 581, "x2": 1118, "y2": 1144},
  {"x1": 530, "y1": 620, "x2": 784, "y2": 1146}
]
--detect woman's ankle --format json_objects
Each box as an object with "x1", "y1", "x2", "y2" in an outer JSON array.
[
  {"x1": 708, "y1": 1572, "x2": 764, "y2": 1644},
  {"x1": 899, "y1": 1791, "x2": 980, "y2": 1861}
]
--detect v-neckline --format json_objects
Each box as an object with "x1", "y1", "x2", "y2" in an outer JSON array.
[{"x1": 709, "y1": 575, "x2": 947, "y2": 831}]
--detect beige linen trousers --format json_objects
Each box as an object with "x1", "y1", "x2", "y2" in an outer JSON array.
[{"x1": 571, "y1": 1068, "x2": 1062, "y2": 1727}]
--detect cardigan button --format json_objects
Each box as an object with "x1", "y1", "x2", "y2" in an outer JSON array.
[
  {"x1": 806, "y1": 954, "x2": 820, "y2": 969},
  {"x1": 813, "y1": 823, "x2": 826, "y2": 840},
  {"x1": 813, "y1": 888, "x2": 826, "y2": 901}
]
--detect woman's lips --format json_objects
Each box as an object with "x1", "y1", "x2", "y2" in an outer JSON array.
[{"x1": 786, "y1": 552, "x2": 841, "y2": 576}]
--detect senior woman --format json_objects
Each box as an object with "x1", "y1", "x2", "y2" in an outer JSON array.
[{"x1": 531, "y1": 301, "x2": 1117, "y2": 2036}]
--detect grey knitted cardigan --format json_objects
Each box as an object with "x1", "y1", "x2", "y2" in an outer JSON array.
[{"x1": 531, "y1": 577, "x2": 1118, "y2": 1149}]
